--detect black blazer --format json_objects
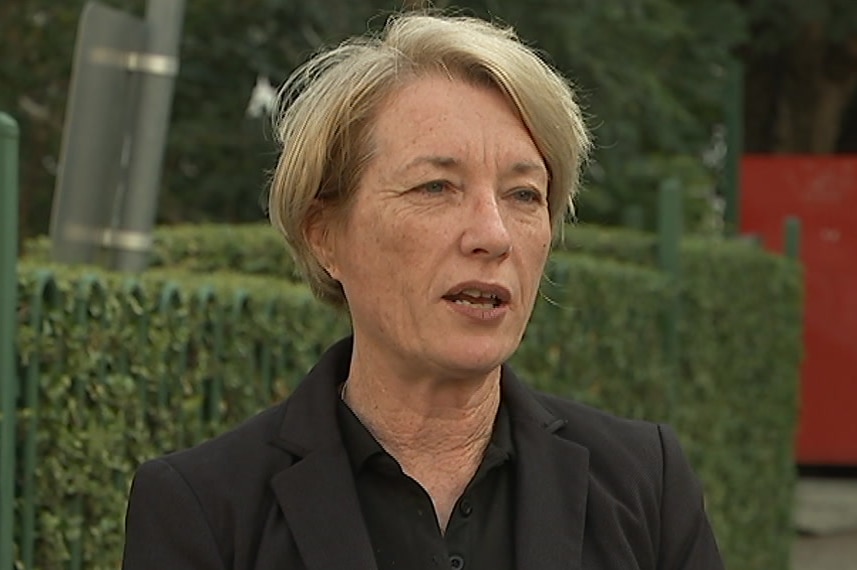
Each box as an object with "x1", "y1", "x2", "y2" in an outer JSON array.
[{"x1": 122, "y1": 338, "x2": 723, "y2": 569}]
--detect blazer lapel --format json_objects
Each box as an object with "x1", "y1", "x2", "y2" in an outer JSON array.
[
  {"x1": 271, "y1": 445, "x2": 377, "y2": 570},
  {"x1": 265, "y1": 340, "x2": 590, "y2": 570},
  {"x1": 268, "y1": 338, "x2": 378, "y2": 570},
  {"x1": 503, "y1": 369, "x2": 590, "y2": 570}
]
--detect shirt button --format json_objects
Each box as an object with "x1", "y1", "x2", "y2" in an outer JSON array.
[
  {"x1": 449, "y1": 554, "x2": 465, "y2": 569},
  {"x1": 459, "y1": 499, "x2": 473, "y2": 517}
]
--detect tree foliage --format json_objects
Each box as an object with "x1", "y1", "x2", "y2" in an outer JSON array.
[
  {"x1": 2, "y1": 0, "x2": 855, "y2": 239},
  {"x1": 460, "y1": 0, "x2": 746, "y2": 229},
  {"x1": 740, "y1": 0, "x2": 857, "y2": 153}
]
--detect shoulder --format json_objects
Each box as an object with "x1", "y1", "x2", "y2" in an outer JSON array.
[
  {"x1": 126, "y1": 401, "x2": 297, "y2": 564},
  {"x1": 146, "y1": 401, "x2": 294, "y2": 491},
  {"x1": 526, "y1": 389, "x2": 723, "y2": 568},
  {"x1": 525, "y1": 390, "x2": 687, "y2": 516},
  {"x1": 132, "y1": 401, "x2": 296, "y2": 524},
  {"x1": 130, "y1": 338, "x2": 351, "y2": 511},
  {"x1": 531, "y1": 390, "x2": 667, "y2": 468}
]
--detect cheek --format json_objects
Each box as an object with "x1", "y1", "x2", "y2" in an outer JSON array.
[
  {"x1": 340, "y1": 214, "x2": 421, "y2": 286},
  {"x1": 522, "y1": 231, "x2": 552, "y2": 287},
  {"x1": 527, "y1": 223, "x2": 552, "y2": 259}
]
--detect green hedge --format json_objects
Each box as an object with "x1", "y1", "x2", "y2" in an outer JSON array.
[
  {"x1": 557, "y1": 223, "x2": 659, "y2": 265},
  {"x1": 675, "y1": 239, "x2": 803, "y2": 570},
  {"x1": 560, "y1": 226, "x2": 804, "y2": 570},
  {"x1": 12, "y1": 263, "x2": 346, "y2": 568},
  {"x1": 13, "y1": 224, "x2": 804, "y2": 570},
  {"x1": 515, "y1": 252, "x2": 673, "y2": 421},
  {"x1": 564, "y1": 227, "x2": 804, "y2": 570},
  {"x1": 23, "y1": 223, "x2": 301, "y2": 280}
]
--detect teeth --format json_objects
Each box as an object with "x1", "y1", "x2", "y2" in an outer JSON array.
[
  {"x1": 461, "y1": 288, "x2": 498, "y2": 300},
  {"x1": 454, "y1": 299, "x2": 495, "y2": 309}
]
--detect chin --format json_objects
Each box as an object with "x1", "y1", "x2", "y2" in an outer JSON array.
[{"x1": 435, "y1": 338, "x2": 517, "y2": 378}]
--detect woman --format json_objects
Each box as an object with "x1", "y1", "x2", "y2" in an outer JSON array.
[{"x1": 122, "y1": 12, "x2": 724, "y2": 570}]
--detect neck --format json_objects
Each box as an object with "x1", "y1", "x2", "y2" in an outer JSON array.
[
  {"x1": 342, "y1": 341, "x2": 502, "y2": 530},
  {"x1": 342, "y1": 357, "x2": 501, "y2": 464}
]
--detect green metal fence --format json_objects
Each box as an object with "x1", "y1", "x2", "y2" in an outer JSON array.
[{"x1": 10, "y1": 266, "x2": 323, "y2": 568}]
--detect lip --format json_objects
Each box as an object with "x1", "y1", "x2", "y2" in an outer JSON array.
[
  {"x1": 444, "y1": 299, "x2": 510, "y2": 322},
  {"x1": 442, "y1": 281, "x2": 512, "y2": 305}
]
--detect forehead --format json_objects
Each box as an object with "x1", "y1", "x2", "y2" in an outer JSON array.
[{"x1": 369, "y1": 75, "x2": 545, "y2": 171}]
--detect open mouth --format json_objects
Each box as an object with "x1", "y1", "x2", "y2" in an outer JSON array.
[{"x1": 442, "y1": 287, "x2": 509, "y2": 309}]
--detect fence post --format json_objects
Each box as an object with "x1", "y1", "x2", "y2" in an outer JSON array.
[
  {"x1": 0, "y1": 112, "x2": 20, "y2": 570},
  {"x1": 784, "y1": 216, "x2": 801, "y2": 260},
  {"x1": 658, "y1": 179, "x2": 683, "y2": 421}
]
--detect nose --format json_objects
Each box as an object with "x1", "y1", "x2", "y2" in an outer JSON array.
[{"x1": 460, "y1": 191, "x2": 512, "y2": 258}]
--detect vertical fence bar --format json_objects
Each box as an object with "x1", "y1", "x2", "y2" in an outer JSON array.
[
  {"x1": 118, "y1": 279, "x2": 147, "y2": 491},
  {"x1": 658, "y1": 179, "x2": 683, "y2": 422},
  {"x1": 20, "y1": 295, "x2": 42, "y2": 570},
  {"x1": 260, "y1": 300, "x2": 275, "y2": 401},
  {"x1": 230, "y1": 291, "x2": 251, "y2": 411},
  {"x1": 120, "y1": 280, "x2": 148, "y2": 379},
  {"x1": 193, "y1": 286, "x2": 224, "y2": 427},
  {"x1": 70, "y1": 281, "x2": 89, "y2": 570},
  {"x1": 784, "y1": 216, "x2": 801, "y2": 260},
  {"x1": 0, "y1": 112, "x2": 21, "y2": 570},
  {"x1": 21, "y1": 274, "x2": 60, "y2": 570},
  {"x1": 209, "y1": 303, "x2": 225, "y2": 426},
  {"x1": 68, "y1": 276, "x2": 106, "y2": 570},
  {"x1": 193, "y1": 286, "x2": 215, "y2": 441},
  {"x1": 276, "y1": 343, "x2": 290, "y2": 393},
  {"x1": 158, "y1": 284, "x2": 185, "y2": 449}
]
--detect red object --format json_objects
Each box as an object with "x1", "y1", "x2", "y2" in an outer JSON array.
[{"x1": 741, "y1": 155, "x2": 857, "y2": 466}]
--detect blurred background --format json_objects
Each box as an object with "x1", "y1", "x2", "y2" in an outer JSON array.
[{"x1": 3, "y1": 0, "x2": 855, "y2": 241}]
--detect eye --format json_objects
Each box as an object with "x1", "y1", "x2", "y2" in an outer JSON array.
[
  {"x1": 418, "y1": 180, "x2": 450, "y2": 194},
  {"x1": 511, "y1": 188, "x2": 545, "y2": 204}
]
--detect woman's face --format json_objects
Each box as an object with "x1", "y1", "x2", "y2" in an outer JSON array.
[{"x1": 317, "y1": 75, "x2": 552, "y2": 382}]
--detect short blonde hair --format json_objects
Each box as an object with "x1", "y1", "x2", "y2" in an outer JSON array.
[{"x1": 268, "y1": 12, "x2": 591, "y2": 307}]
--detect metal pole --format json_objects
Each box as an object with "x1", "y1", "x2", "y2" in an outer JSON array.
[
  {"x1": 0, "y1": 111, "x2": 20, "y2": 570},
  {"x1": 111, "y1": 0, "x2": 185, "y2": 271},
  {"x1": 658, "y1": 179, "x2": 683, "y2": 422},
  {"x1": 784, "y1": 216, "x2": 801, "y2": 260},
  {"x1": 723, "y1": 59, "x2": 744, "y2": 236},
  {"x1": 48, "y1": 3, "x2": 148, "y2": 267}
]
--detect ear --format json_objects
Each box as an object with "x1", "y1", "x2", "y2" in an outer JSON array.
[{"x1": 303, "y1": 200, "x2": 341, "y2": 281}]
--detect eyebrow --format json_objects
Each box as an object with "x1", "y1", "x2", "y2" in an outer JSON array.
[
  {"x1": 508, "y1": 160, "x2": 548, "y2": 179},
  {"x1": 398, "y1": 155, "x2": 547, "y2": 179},
  {"x1": 399, "y1": 155, "x2": 461, "y2": 174}
]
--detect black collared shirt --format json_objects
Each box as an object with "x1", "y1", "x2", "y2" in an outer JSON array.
[{"x1": 336, "y1": 397, "x2": 516, "y2": 570}]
